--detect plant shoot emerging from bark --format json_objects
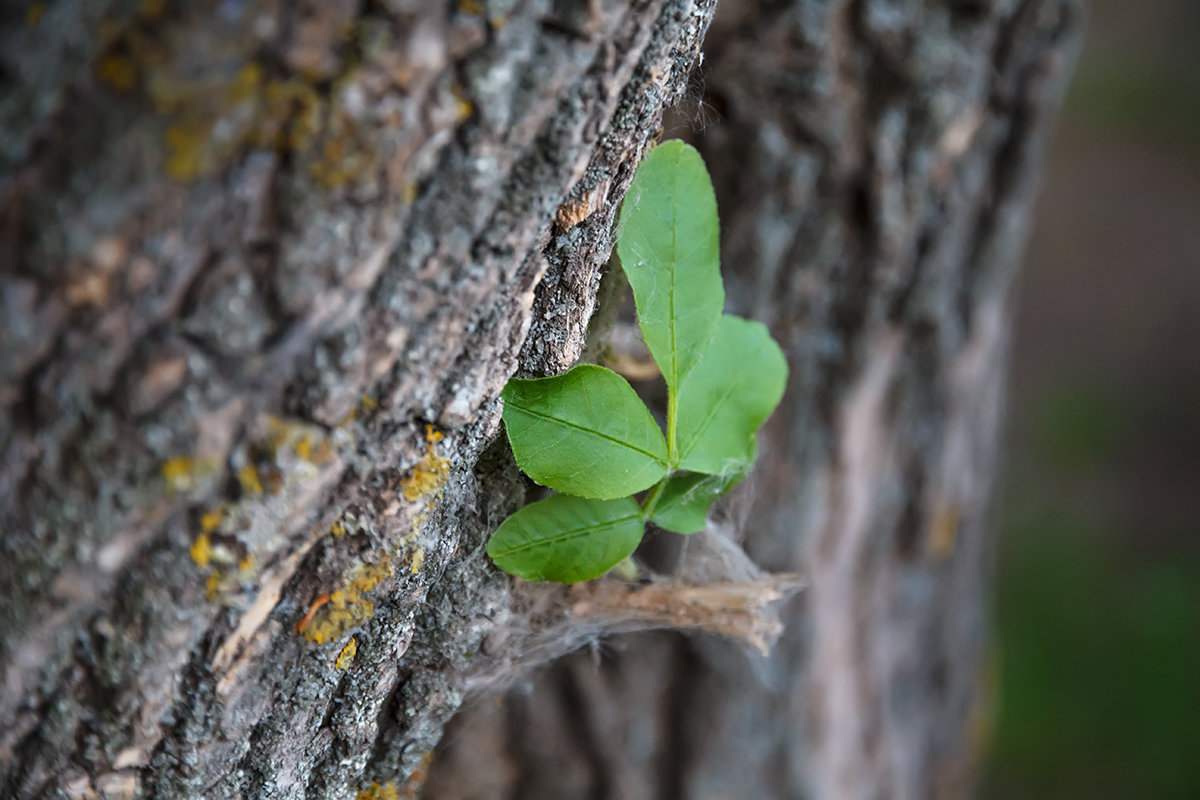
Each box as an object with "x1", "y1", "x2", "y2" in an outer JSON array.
[{"x1": 487, "y1": 141, "x2": 787, "y2": 583}]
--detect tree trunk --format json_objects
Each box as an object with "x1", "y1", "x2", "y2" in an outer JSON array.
[
  {"x1": 427, "y1": 1, "x2": 1085, "y2": 798},
  {"x1": 0, "y1": 2, "x2": 1080, "y2": 799}
]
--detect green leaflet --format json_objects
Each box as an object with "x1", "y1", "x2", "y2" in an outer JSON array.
[
  {"x1": 486, "y1": 494, "x2": 644, "y2": 583},
  {"x1": 502, "y1": 364, "x2": 668, "y2": 499},
  {"x1": 488, "y1": 139, "x2": 789, "y2": 585},
  {"x1": 649, "y1": 471, "x2": 745, "y2": 535},
  {"x1": 616, "y1": 140, "x2": 724, "y2": 395},
  {"x1": 676, "y1": 315, "x2": 788, "y2": 475}
]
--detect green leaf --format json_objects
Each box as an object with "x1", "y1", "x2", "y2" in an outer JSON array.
[
  {"x1": 487, "y1": 494, "x2": 645, "y2": 583},
  {"x1": 502, "y1": 364, "x2": 668, "y2": 499},
  {"x1": 676, "y1": 315, "x2": 788, "y2": 474},
  {"x1": 649, "y1": 471, "x2": 745, "y2": 534},
  {"x1": 616, "y1": 140, "x2": 724, "y2": 394}
]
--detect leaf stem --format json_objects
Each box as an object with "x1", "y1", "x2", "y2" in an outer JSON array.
[{"x1": 639, "y1": 475, "x2": 670, "y2": 520}]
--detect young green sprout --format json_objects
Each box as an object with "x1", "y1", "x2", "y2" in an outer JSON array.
[{"x1": 487, "y1": 140, "x2": 788, "y2": 583}]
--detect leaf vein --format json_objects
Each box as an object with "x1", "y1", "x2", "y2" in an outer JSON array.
[{"x1": 509, "y1": 403, "x2": 664, "y2": 462}]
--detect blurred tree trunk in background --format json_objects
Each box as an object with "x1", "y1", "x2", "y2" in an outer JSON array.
[{"x1": 0, "y1": 1, "x2": 1080, "y2": 798}]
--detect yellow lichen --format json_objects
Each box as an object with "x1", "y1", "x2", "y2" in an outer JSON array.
[
  {"x1": 98, "y1": 53, "x2": 139, "y2": 91},
  {"x1": 307, "y1": 105, "x2": 377, "y2": 189},
  {"x1": 163, "y1": 121, "x2": 209, "y2": 180},
  {"x1": 98, "y1": 15, "x2": 389, "y2": 189},
  {"x1": 294, "y1": 435, "x2": 314, "y2": 462},
  {"x1": 205, "y1": 570, "x2": 222, "y2": 600},
  {"x1": 238, "y1": 554, "x2": 256, "y2": 575},
  {"x1": 237, "y1": 465, "x2": 263, "y2": 496},
  {"x1": 200, "y1": 507, "x2": 225, "y2": 534},
  {"x1": 300, "y1": 556, "x2": 393, "y2": 644},
  {"x1": 263, "y1": 415, "x2": 291, "y2": 455},
  {"x1": 259, "y1": 79, "x2": 324, "y2": 151},
  {"x1": 451, "y1": 85, "x2": 473, "y2": 123},
  {"x1": 409, "y1": 546, "x2": 425, "y2": 575},
  {"x1": 356, "y1": 783, "x2": 399, "y2": 800},
  {"x1": 26, "y1": 4, "x2": 45, "y2": 26},
  {"x1": 329, "y1": 519, "x2": 347, "y2": 538},
  {"x1": 293, "y1": 433, "x2": 334, "y2": 465},
  {"x1": 227, "y1": 63, "x2": 262, "y2": 103},
  {"x1": 457, "y1": 0, "x2": 485, "y2": 15},
  {"x1": 335, "y1": 637, "x2": 357, "y2": 670},
  {"x1": 190, "y1": 533, "x2": 213, "y2": 567},
  {"x1": 400, "y1": 425, "x2": 449, "y2": 501},
  {"x1": 161, "y1": 455, "x2": 219, "y2": 492},
  {"x1": 159, "y1": 63, "x2": 269, "y2": 181}
]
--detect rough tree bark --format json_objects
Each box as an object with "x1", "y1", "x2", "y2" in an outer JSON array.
[{"x1": 0, "y1": 1, "x2": 1080, "y2": 799}]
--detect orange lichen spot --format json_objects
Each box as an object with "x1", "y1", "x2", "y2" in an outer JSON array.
[
  {"x1": 190, "y1": 533, "x2": 213, "y2": 567},
  {"x1": 403, "y1": 751, "x2": 436, "y2": 795},
  {"x1": 400, "y1": 426, "x2": 449, "y2": 502},
  {"x1": 200, "y1": 507, "x2": 225, "y2": 534},
  {"x1": 162, "y1": 455, "x2": 219, "y2": 492},
  {"x1": 356, "y1": 782, "x2": 399, "y2": 800},
  {"x1": 556, "y1": 197, "x2": 591, "y2": 231},
  {"x1": 311, "y1": 438, "x2": 334, "y2": 464},
  {"x1": 335, "y1": 637, "x2": 357, "y2": 670},
  {"x1": 98, "y1": 53, "x2": 138, "y2": 91},
  {"x1": 300, "y1": 557, "x2": 393, "y2": 644},
  {"x1": 295, "y1": 593, "x2": 331, "y2": 634},
  {"x1": 238, "y1": 555, "x2": 256, "y2": 574},
  {"x1": 261, "y1": 466, "x2": 285, "y2": 495},
  {"x1": 237, "y1": 465, "x2": 264, "y2": 496},
  {"x1": 329, "y1": 519, "x2": 347, "y2": 538}
]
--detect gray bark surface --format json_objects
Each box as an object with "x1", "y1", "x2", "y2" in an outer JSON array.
[{"x1": 0, "y1": 0, "x2": 1080, "y2": 798}]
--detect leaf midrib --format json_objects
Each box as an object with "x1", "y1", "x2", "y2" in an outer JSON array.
[
  {"x1": 490, "y1": 514, "x2": 642, "y2": 557},
  {"x1": 508, "y1": 403, "x2": 665, "y2": 463}
]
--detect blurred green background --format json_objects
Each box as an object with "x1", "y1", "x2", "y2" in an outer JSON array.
[{"x1": 982, "y1": 1, "x2": 1200, "y2": 797}]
